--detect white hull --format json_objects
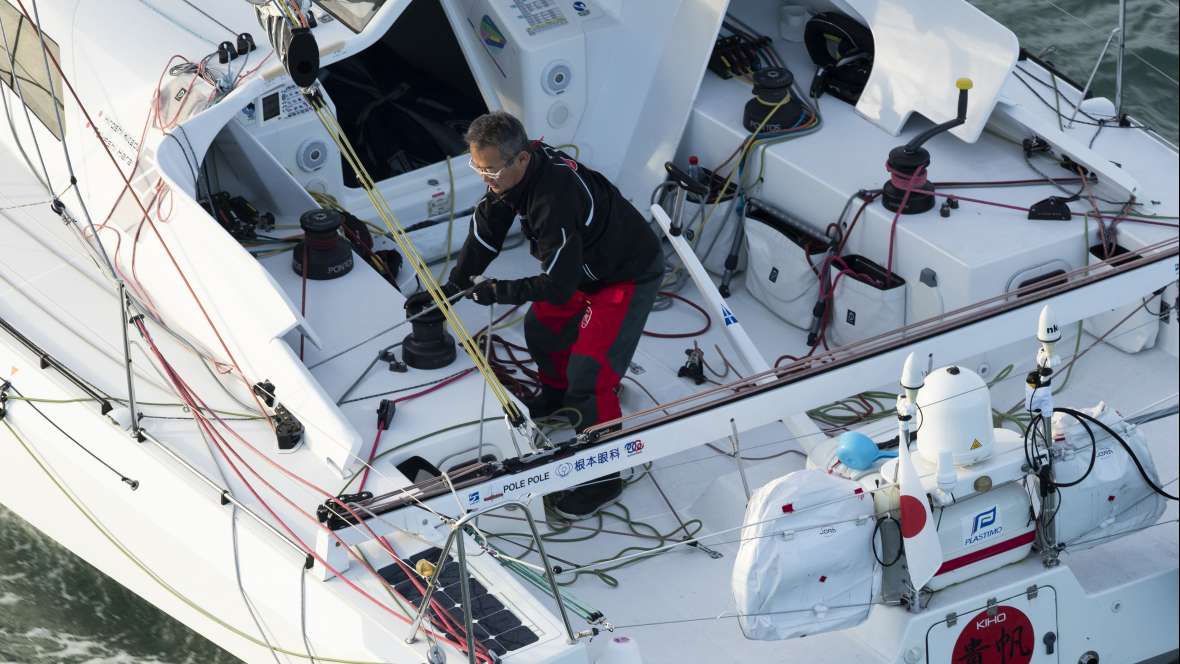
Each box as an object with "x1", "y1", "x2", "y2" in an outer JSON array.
[{"x1": 2, "y1": 0, "x2": 1176, "y2": 662}]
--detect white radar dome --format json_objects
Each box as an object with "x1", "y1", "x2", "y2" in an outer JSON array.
[{"x1": 915, "y1": 365, "x2": 994, "y2": 466}]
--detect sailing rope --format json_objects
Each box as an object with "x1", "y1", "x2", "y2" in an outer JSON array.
[
  {"x1": 0, "y1": 418, "x2": 391, "y2": 664},
  {"x1": 301, "y1": 88, "x2": 524, "y2": 425}
]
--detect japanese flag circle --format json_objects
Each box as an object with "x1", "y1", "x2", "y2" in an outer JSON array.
[{"x1": 899, "y1": 494, "x2": 927, "y2": 538}]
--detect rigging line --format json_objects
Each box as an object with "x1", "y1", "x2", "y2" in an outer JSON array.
[
  {"x1": 135, "y1": 0, "x2": 219, "y2": 45},
  {"x1": 141, "y1": 323, "x2": 453, "y2": 526},
  {"x1": 234, "y1": 367, "x2": 476, "y2": 508},
  {"x1": 306, "y1": 283, "x2": 469, "y2": 371},
  {"x1": 26, "y1": 0, "x2": 118, "y2": 281},
  {"x1": 177, "y1": 0, "x2": 241, "y2": 39},
  {"x1": 0, "y1": 67, "x2": 48, "y2": 191},
  {"x1": 1049, "y1": 297, "x2": 1156, "y2": 381},
  {"x1": 1067, "y1": 475, "x2": 1180, "y2": 534},
  {"x1": 624, "y1": 373, "x2": 803, "y2": 462},
  {"x1": 3, "y1": 382, "x2": 139, "y2": 489},
  {"x1": 172, "y1": 345, "x2": 456, "y2": 513},
  {"x1": 1, "y1": 225, "x2": 239, "y2": 407},
  {"x1": 336, "y1": 418, "x2": 500, "y2": 495},
  {"x1": 12, "y1": 0, "x2": 277, "y2": 431},
  {"x1": 315, "y1": 106, "x2": 497, "y2": 390},
  {"x1": 1065, "y1": 517, "x2": 1179, "y2": 550},
  {"x1": 160, "y1": 131, "x2": 199, "y2": 185},
  {"x1": 172, "y1": 357, "x2": 482, "y2": 658},
  {"x1": 634, "y1": 318, "x2": 1160, "y2": 478},
  {"x1": 1011, "y1": 69, "x2": 1128, "y2": 129},
  {"x1": 140, "y1": 339, "x2": 486, "y2": 662},
  {"x1": 612, "y1": 599, "x2": 900, "y2": 630},
  {"x1": 646, "y1": 452, "x2": 717, "y2": 551},
  {"x1": 338, "y1": 367, "x2": 473, "y2": 405},
  {"x1": 0, "y1": 258, "x2": 130, "y2": 363},
  {"x1": 1014, "y1": 65, "x2": 1104, "y2": 124},
  {"x1": 480, "y1": 510, "x2": 706, "y2": 545},
  {"x1": 140, "y1": 326, "x2": 474, "y2": 571},
  {"x1": 1033, "y1": 0, "x2": 1180, "y2": 87},
  {"x1": 299, "y1": 562, "x2": 320, "y2": 664},
  {"x1": 230, "y1": 504, "x2": 286, "y2": 664},
  {"x1": 0, "y1": 418, "x2": 403, "y2": 664},
  {"x1": 0, "y1": 9, "x2": 53, "y2": 192},
  {"x1": 305, "y1": 95, "x2": 520, "y2": 421},
  {"x1": 1127, "y1": 391, "x2": 1180, "y2": 418},
  {"x1": 555, "y1": 476, "x2": 1031, "y2": 577}
]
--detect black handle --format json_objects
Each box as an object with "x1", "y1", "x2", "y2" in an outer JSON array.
[
  {"x1": 904, "y1": 78, "x2": 973, "y2": 151},
  {"x1": 664, "y1": 161, "x2": 710, "y2": 197}
]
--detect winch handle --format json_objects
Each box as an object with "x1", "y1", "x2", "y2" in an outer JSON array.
[
  {"x1": 664, "y1": 161, "x2": 711, "y2": 197},
  {"x1": 903, "y1": 78, "x2": 973, "y2": 151}
]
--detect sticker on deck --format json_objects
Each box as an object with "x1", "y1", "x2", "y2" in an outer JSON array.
[{"x1": 950, "y1": 605, "x2": 1035, "y2": 664}]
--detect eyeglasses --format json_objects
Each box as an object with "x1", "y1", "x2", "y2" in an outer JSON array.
[{"x1": 467, "y1": 152, "x2": 519, "y2": 180}]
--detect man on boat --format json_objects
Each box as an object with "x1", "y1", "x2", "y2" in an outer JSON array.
[{"x1": 445, "y1": 111, "x2": 663, "y2": 520}]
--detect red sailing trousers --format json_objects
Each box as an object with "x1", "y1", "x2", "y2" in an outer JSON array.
[{"x1": 523, "y1": 276, "x2": 659, "y2": 430}]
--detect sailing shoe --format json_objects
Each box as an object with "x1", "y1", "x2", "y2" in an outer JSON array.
[
  {"x1": 545, "y1": 472, "x2": 624, "y2": 521},
  {"x1": 521, "y1": 385, "x2": 567, "y2": 419}
]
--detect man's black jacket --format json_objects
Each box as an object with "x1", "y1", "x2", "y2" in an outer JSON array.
[{"x1": 449, "y1": 143, "x2": 662, "y2": 305}]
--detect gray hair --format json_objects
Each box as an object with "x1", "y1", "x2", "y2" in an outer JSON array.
[{"x1": 465, "y1": 111, "x2": 529, "y2": 161}]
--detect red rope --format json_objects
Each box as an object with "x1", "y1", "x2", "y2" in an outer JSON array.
[
  {"x1": 13, "y1": 0, "x2": 276, "y2": 430},
  {"x1": 357, "y1": 367, "x2": 479, "y2": 491},
  {"x1": 643, "y1": 291, "x2": 712, "y2": 338},
  {"x1": 884, "y1": 164, "x2": 924, "y2": 281},
  {"x1": 136, "y1": 321, "x2": 491, "y2": 661},
  {"x1": 356, "y1": 428, "x2": 384, "y2": 494}
]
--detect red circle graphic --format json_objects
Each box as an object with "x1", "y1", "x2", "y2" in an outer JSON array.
[
  {"x1": 899, "y1": 494, "x2": 927, "y2": 538},
  {"x1": 950, "y1": 605, "x2": 1035, "y2": 664}
]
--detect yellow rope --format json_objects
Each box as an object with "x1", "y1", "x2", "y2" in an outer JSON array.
[
  {"x1": 554, "y1": 143, "x2": 580, "y2": 160},
  {"x1": 686, "y1": 94, "x2": 790, "y2": 254},
  {"x1": 305, "y1": 93, "x2": 521, "y2": 421}
]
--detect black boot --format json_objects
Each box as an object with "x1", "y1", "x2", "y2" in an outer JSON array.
[
  {"x1": 545, "y1": 472, "x2": 623, "y2": 521},
  {"x1": 521, "y1": 385, "x2": 566, "y2": 419}
]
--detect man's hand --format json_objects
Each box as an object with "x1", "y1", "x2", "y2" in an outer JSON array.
[
  {"x1": 405, "y1": 282, "x2": 463, "y2": 313},
  {"x1": 441, "y1": 281, "x2": 463, "y2": 300},
  {"x1": 470, "y1": 278, "x2": 498, "y2": 305}
]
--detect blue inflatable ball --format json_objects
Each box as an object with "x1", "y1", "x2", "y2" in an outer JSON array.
[{"x1": 836, "y1": 431, "x2": 881, "y2": 470}]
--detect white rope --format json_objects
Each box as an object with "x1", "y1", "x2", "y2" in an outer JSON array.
[{"x1": 1127, "y1": 392, "x2": 1180, "y2": 417}]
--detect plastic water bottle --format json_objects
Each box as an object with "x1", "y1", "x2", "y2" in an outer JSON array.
[{"x1": 687, "y1": 155, "x2": 703, "y2": 185}]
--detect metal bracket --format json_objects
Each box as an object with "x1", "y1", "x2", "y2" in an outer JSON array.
[
  {"x1": 405, "y1": 500, "x2": 579, "y2": 661},
  {"x1": 986, "y1": 598, "x2": 998, "y2": 616},
  {"x1": 945, "y1": 612, "x2": 958, "y2": 628},
  {"x1": 118, "y1": 283, "x2": 144, "y2": 443},
  {"x1": 1026, "y1": 584, "x2": 1039, "y2": 600}
]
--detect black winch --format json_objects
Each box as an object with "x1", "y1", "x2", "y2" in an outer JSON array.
[
  {"x1": 742, "y1": 67, "x2": 806, "y2": 133},
  {"x1": 292, "y1": 208, "x2": 354, "y2": 280},
  {"x1": 881, "y1": 78, "x2": 973, "y2": 214},
  {"x1": 401, "y1": 293, "x2": 457, "y2": 370}
]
